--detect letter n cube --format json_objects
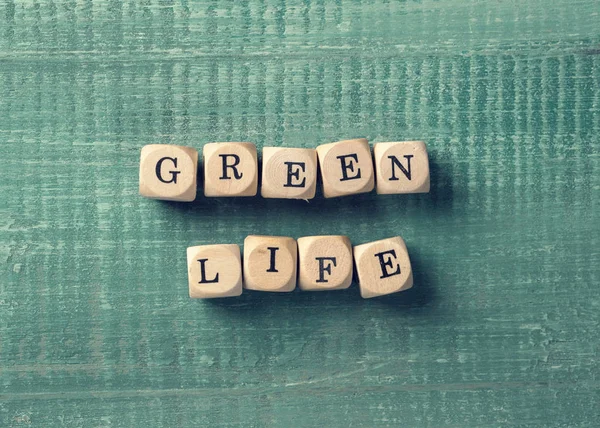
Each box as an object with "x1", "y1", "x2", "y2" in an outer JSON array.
[
  {"x1": 374, "y1": 141, "x2": 430, "y2": 194},
  {"x1": 353, "y1": 236, "x2": 413, "y2": 298}
]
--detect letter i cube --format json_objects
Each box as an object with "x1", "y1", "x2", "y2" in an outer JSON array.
[
  {"x1": 139, "y1": 144, "x2": 198, "y2": 201},
  {"x1": 353, "y1": 237, "x2": 413, "y2": 298},
  {"x1": 243, "y1": 235, "x2": 297, "y2": 292},
  {"x1": 187, "y1": 244, "x2": 243, "y2": 298}
]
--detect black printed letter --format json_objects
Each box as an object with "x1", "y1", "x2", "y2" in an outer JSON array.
[
  {"x1": 155, "y1": 157, "x2": 180, "y2": 184},
  {"x1": 374, "y1": 250, "x2": 401, "y2": 279},
  {"x1": 336, "y1": 154, "x2": 362, "y2": 181},
  {"x1": 283, "y1": 162, "x2": 307, "y2": 188},
  {"x1": 266, "y1": 247, "x2": 279, "y2": 272},
  {"x1": 219, "y1": 154, "x2": 243, "y2": 179},
  {"x1": 315, "y1": 257, "x2": 337, "y2": 283},
  {"x1": 388, "y1": 155, "x2": 413, "y2": 181},
  {"x1": 197, "y1": 259, "x2": 219, "y2": 283}
]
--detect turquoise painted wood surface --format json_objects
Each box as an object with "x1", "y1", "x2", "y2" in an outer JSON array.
[{"x1": 1, "y1": 0, "x2": 599, "y2": 426}]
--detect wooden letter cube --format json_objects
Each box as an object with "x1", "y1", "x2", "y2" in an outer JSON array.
[
  {"x1": 316, "y1": 138, "x2": 375, "y2": 198},
  {"x1": 203, "y1": 142, "x2": 258, "y2": 197},
  {"x1": 243, "y1": 235, "x2": 297, "y2": 292},
  {"x1": 261, "y1": 147, "x2": 318, "y2": 199},
  {"x1": 353, "y1": 236, "x2": 413, "y2": 299},
  {"x1": 374, "y1": 141, "x2": 430, "y2": 194},
  {"x1": 297, "y1": 235, "x2": 353, "y2": 291},
  {"x1": 139, "y1": 144, "x2": 198, "y2": 201},
  {"x1": 187, "y1": 244, "x2": 243, "y2": 298}
]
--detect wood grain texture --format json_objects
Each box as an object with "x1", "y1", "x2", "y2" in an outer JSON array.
[{"x1": 0, "y1": 0, "x2": 599, "y2": 426}]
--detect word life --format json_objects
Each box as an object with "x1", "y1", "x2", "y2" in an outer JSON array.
[
  {"x1": 140, "y1": 139, "x2": 430, "y2": 201},
  {"x1": 187, "y1": 235, "x2": 413, "y2": 299}
]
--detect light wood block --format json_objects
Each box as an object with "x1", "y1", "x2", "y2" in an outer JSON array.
[
  {"x1": 316, "y1": 138, "x2": 375, "y2": 198},
  {"x1": 139, "y1": 144, "x2": 198, "y2": 201},
  {"x1": 203, "y1": 142, "x2": 258, "y2": 197},
  {"x1": 374, "y1": 141, "x2": 430, "y2": 194},
  {"x1": 243, "y1": 235, "x2": 297, "y2": 292},
  {"x1": 187, "y1": 244, "x2": 243, "y2": 298},
  {"x1": 261, "y1": 147, "x2": 318, "y2": 200},
  {"x1": 354, "y1": 236, "x2": 413, "y2": 299},
  {"x1": 297, "y1": 235, "x2": 353, "y2": 291}
]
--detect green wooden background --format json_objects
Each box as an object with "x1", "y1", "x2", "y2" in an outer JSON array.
[{"x1": 1, "y1": 0, "x2": 599, "y2": 426}]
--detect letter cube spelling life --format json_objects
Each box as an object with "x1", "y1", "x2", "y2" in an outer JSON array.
[
  {"x1": 353, "y1": 236, "x2": 413, "y2": 298},
  {"x1": 243, "y1": 235, "x2": 297, "y2": 292},
  {"x1": 297, "y1": 235, "x2": 353, "y2": 291},
  {"x1": 187, "y1": 244, "x2": 243, "y2": 298}
]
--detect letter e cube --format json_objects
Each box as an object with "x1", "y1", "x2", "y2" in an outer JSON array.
[
  {"x1": 261, "y1": 147, "x2": 318, "y2": 199},
  {"x1": 353, "y1": 236, "x2": 413, "y2": 298},
  {"x1": 316, "y1": 138, "x2": 374, "y2": 198}
]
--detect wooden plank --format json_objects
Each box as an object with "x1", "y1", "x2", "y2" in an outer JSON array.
[{"x1": 1, "y1": 0, "x2": 599, "y2": 426}]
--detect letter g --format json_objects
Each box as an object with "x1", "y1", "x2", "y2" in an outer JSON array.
[{"x1": 155, "y1": 157, "x2": 181, "y2": 184}]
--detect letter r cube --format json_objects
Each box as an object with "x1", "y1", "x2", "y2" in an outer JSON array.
[{"x1": 203, "y1": 142, "x2": 258, "y2": 197}]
